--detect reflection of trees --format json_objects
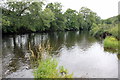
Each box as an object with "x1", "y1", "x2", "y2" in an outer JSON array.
[
  {"x1": 65, "y1": 31, "x2": 78, "y2": 48},
  {"x1": 76, "y1": 31, "x2": 97, "y2": 50},
  {"x1": 2, "y1": 32, "x2": 98, "y2": 60},
  {"x1": 64, "y1": 31, "x2": 97, "y2": 50},
  {"x1": 47, "y1": 32, "x2": 64, "y2": 55},
  {"x1": 2, "y1": 31, "x2": 99, "y2": 77},
  {"x1": 117, "y1": 54, "x2": 120, "y2": 60},
  {"x1": 8, "y1": 35, "x2": 26, "y2": 72},
  {"x1": 2, "y1": 34, "x2": 29, "y2": 77},
  {"x1": 2, "y1": 36, "x2": 14, "y2": 77},
  {"x1": 13, "y1": 35, "x2": 24, "y2": 57}
]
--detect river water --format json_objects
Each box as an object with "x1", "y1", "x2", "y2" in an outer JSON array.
[{"x1": 2, "y1": 31, "x2": 118, "y2": 78}]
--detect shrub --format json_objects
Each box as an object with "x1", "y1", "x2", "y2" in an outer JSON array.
[
  {"x1": 90, "y1": 23, "x2": 100, "y2": 37},
  {"x1": 104, "y1": 36, "x2": 118, "y2": 51},
  {"x1": 108, "y1": 25, "x2": 118, "y2": 39},
  {"x1": 34, "y1": 58, "x2": 73, "y2": 78},
  {"x1": 90, "y1": 23, "x2": 118, "y2": 39}
]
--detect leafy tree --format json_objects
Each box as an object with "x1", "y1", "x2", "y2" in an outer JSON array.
[
  {"x1": 26, "y1": 1, "x2": 44, "y2": 31},
  {"x1": 79, "y1": 7, "x2": 101, "y2": 30},
  {"x1": 64, "y1": 8, "x2": 79, "y2": 30},
  {"x1": 2, "y1": 0, "x2": 115, "y2": 36},
  {"x1": 41, "y1": 8, "x2": 55, "y2": 31},
  {"x1": 2, "y1": 0, "x2": 44, "y2": 32},
  {"x1": 77, "y1": 12, "x2": 84, "y2": 30},
  {"x1": 46, "y1": 2, "x2": 66, "y2": 31}
]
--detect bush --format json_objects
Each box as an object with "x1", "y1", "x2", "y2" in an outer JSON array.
[
  {"x1": 104, "y1": 36, "x2": 118, "y2": 51},
  {"x1": 34, "y1": 58, "x2": 73, "y2": 78},
  {"x1": 108, "y1": 24, "x2": 118, "y2": 39},
  {"x1": 90, "y1": 23, "x2": 118, "y2": 39}
]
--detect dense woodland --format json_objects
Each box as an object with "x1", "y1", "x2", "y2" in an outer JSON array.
[{"x1": 1, "y1": 1, "x2": 119, "y2": 40}]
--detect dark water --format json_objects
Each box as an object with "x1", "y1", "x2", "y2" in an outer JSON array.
[{"x1": 2, "y1": 31, "x2": 118, "y2": 78}]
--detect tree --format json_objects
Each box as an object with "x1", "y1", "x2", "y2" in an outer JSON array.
[
  {"x1": 46, "y1": 2, "x2": 66, "y2": 31},
  {"x1": 41, "y1": 8, "x2": 55, "y2": 31},
  {"x1": 2, "y1": 0, "x2": 45, "y2": 33},
  {"x1": 64, "y1": 8, "x2": 79, "y2": 30},
  {"x1": 79, "y1": 7, "x2": 101, "y2": 30},
  {"x1": 2, "y1": 1, "x2": 102, "y2": 33}
]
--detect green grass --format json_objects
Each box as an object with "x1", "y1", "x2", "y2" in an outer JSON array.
[
  {"x1": 104, "y1": 36, "x2": 118, "y2": 51},
  {"x1": 34, "y1": 58, "x2": 73, "y2": 79}
]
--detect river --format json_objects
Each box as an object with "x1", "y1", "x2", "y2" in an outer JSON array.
[{"x1": 2, "y1": 31, "x2": 118, "y2": 78}]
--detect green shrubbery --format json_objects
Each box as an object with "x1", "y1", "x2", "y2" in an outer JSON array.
[
  {"x1": 104, "y1": 36, "x2": 118, "y2": 51},
  {"x1": 90, "y1": 16, "x2": 119, "y2": 53},
  {"x1": 90, "y1": 15, "x2": 119, "y2": 39},
  {"x1": 90, "y1": 23, "x2": 118, "y2": 39},
  {"x1": 108, "y1": 24, "x2": 118, "y2": 39},
  {"x1": 90, "y1": 23, "x2": 100, "y2": 36},
  {"x1": 90, "y1": 24, "x2": 107, "y2": 37},
  {"x1": 34, "y1": 58, "x2": 73, "y2": 78}
]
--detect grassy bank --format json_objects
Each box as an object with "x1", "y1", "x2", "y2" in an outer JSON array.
[{"x1": 104, "y1": 36, "x2": 118, "y2": 52}]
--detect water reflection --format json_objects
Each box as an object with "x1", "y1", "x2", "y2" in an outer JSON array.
[{"x1": 2, "y1": 31, "x2": 118, "y2": 78}]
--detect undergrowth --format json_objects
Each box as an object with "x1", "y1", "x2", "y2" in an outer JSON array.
[
  {"x1": 34, "y1": 58, "x2": 73, "y2": 79},
  {"x1": 104, "y1": 36, "x2": 118, "y2": 52}
]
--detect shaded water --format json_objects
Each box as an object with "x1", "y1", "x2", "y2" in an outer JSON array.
[{"x1": 2, "y1": 31, "x2": 118, "y2": 78}]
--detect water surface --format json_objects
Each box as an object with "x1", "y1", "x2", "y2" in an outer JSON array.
[{"x1": 2, "y1": 31, "x2": 118, "y2": 78}]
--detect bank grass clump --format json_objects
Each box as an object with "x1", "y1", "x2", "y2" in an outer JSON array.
[
  {"x1": 34, "y1": 58, "x2": 73, "y2": 79},
  {"x1": 104, "y1": 36, "x2": 118, "y2": 51}
]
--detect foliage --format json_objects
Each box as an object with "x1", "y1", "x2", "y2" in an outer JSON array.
[
  {"x1": 2, "y1": 0, "x2": 118, "y2": 40},
  {"x1": 46, "y1": 2, "x2": 66, "y2": 31},
  {"x1": 104, "y1": 36, "x2": 118, "y2": 51},
  {"x1": 2, "y1": 1, "x2": 101, "y2": 33},
  {"x1": 108, "y1": 24, "x2": 118, "y2": 39},
  {"x1": 41, "y1": 8, "x2": 55, "y2": 31},
  {"x1": 90, "y1": 23, "x2": 99, "y2": 36},
  {"x1": 90, "y1": 15, "x2": 119, "y2": 39},
  {"x1": 64, "y1": 8, "x2": 79, "y2": 30},
  {"x1": 79, "y1": 7, "x2": 101, "y2": 30},
  {"x1": 29, "y1": 40, "x2": 73, "y2": 78},
  {"x1": 34, "y1": 58, "x2": 73, "y2": 78}
]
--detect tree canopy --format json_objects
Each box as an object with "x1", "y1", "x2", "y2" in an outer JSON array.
[{"x1": 1, "y1": 0, "x2": 114, "y2": 34}]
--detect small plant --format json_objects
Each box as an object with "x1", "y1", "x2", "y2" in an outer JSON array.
[{"x1": 34, "y1": 58, "x2": 73, "y2": 78}]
